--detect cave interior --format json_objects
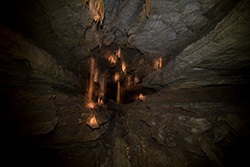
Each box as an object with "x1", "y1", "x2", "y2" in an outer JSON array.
[{"x1": 1, "y1": 0, "x2": 250, "y2": 166}]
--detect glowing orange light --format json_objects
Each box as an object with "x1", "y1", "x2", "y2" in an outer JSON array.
[
  {"x1": 98, "y1": 97, "x2": 104, "y2": 105},
  {"x1": 159, "y1": 57, "x2": 162, "y2": 69},
  {"x1": 108, "y1": 55, "x2": 117, "y2": 65},
  {"x1": 87, "y1": 101, "x2": 95, "y2": 109},
  {"x1": 138, "y1": 93, "x2": 145, "y2": 101},
  {"x1": 87, "y1": 115, "x2": 99, "y2": 129},
  {"x1": 117, "y1": 47, "x2": 121, "y2": 58},
  {"x1": 153, "y1": 57, "x2": 163, "y2": 70},
  {"x1": 122, "y1": 61, "x2": 126, "y2": 73},
  {"x1": 114, "y1": 72, "x2": 120, "y2": 82},
  {"x1": 89, "y1": 115, "x2": 97, "y2": 125}
]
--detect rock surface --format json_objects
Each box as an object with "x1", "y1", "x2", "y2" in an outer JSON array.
[
  {"x1": 1, "y1": 0, "x2": 241, "y2": 72},
  {"x1": 0, "y1": 25, "x2": 83, "y2": 92},
  {"x1": 1, "y1": 0, "x2": 250, "y2": 167},
  {"x1": 143, "y1": 0, "x2": 250, "y2": 89},
  {"x1": 122, "y1": 85, "x2": 250, "y2": 167}
]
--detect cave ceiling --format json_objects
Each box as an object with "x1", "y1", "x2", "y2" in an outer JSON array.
[{"x1": 1, "y1": 0, "x2": 239, "y2": 72}]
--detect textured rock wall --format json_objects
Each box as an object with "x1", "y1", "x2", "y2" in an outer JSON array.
[
  {"x1": 1, "y1": 0, "x2": 92, "y2": 69},
  {"x1": 143, "y1": 0, "x2": 250, "y2": 89},
  {"x1": 1, "y1": 0, "x2": 239, "y2": 71},
  {"x1": 1, "y1": 24, "x2": 114, "y2": 166},
  {"x1": 0, "y1": 25, "x2": 82, "y2": 91},
  {"x1": 128, "y1": 0, "x2": 238, "y2": 57},
  {"x1": 120, "y1": 85, "x2": 250, "y2": 167},
  {"x1": 0, "y1": 25, "x2": 84, "y2": 139}
]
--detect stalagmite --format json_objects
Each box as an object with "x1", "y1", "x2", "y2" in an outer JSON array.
[
  {"x1": 99, "y1": 74, "x2": 105, "y2": 96},
  {"x1": 98, "y1": 74, "x2": 106, "y2": 105},
  {"x1": 114, "y1": 72, "x2": 119, "y2": 82},
  {"x1": 117, "y1": 81, "x2": 120, "y2": 104},
  {"x1": 127, "y1": 75, "x2": 131, "y2": 88},
  {"x1": 94, "y1": 70, "x2": 98, "y2": 83},
  {"x1": 86, "y1": 115, "x2": 99, "y2": 129},
  {"x1": 115, "y1": 73, "x2": 120, "y2": 104}
]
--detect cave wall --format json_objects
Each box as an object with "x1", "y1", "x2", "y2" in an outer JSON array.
[
  {"x1": 0, "y1": 24, "x2": 114, "y2": 166},
  {"x1": 0, "y1": 25, "x2": 83, "y2": 92},
  {"x1": 144, "y1": 0, "x2": 250, "y2": 89},
  {"x1": 1, "y1": 0, "x2": 92, "y2": 69},
  {"x1": 127, "y1": 0, "x2": 239, "y2": 57},
  {"x1": 0, "y1": 24, "x2": 85, "y2": 138}
]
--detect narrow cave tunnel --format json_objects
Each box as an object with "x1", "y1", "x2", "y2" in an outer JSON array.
[{"x1": 1, "y1": 0, "x2": 250, "y2": 166}]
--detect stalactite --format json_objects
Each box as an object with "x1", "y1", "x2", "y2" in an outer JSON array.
[
  {"x1": 97, "y1": 0, "x2": 105, "y2": 25},
  {"x1": 146, "y1": 0, "x2": 151, "y2": 18},
  {"x1": 88, "y1": 0, "x2": 105, "y2": 25},
  {"x1": 84, "y1": 0, "x2": 88, "y2": 7}
]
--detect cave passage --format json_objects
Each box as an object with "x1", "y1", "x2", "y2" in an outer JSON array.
[
  {"x1": 1, "y1": 0, "x2": 250, "y2": 167},
  {"x1": 87, "y1": 45, "x2": 156, "y2": 105}
]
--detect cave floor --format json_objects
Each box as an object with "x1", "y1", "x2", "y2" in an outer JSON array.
[{"x1": 2, "y1": 84, "x2": 250, "y2": 167}]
